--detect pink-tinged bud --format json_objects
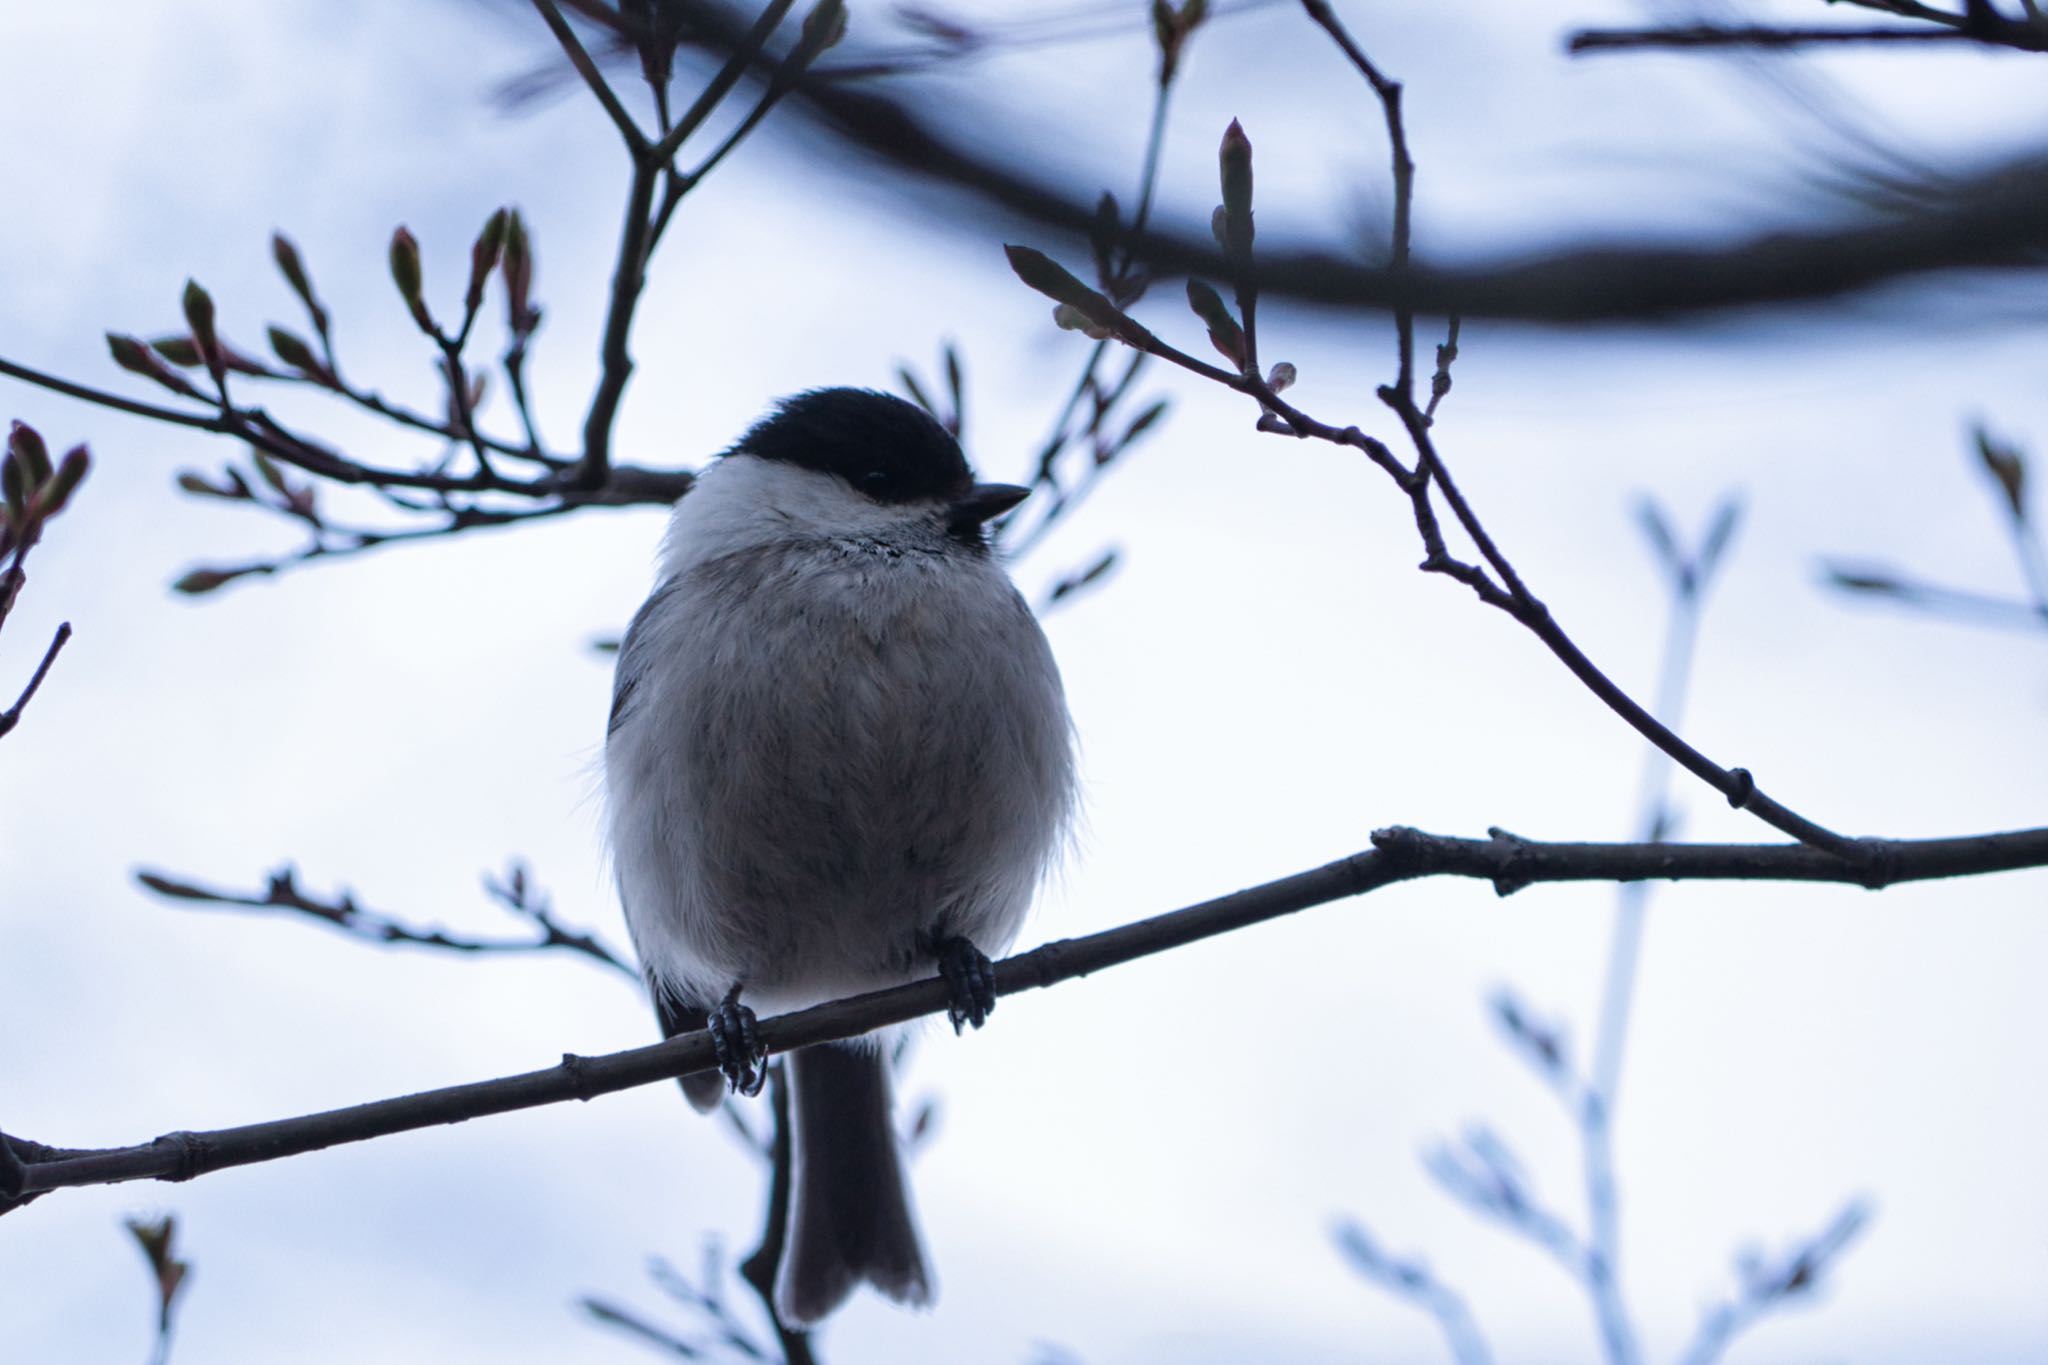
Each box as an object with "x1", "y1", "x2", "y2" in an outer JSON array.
[
  {"x1": 1265, "y1": 361, "x2": 1297, "y2": 392},
  {"x1": 8, "y1": 421, "x2": 51, "y2": 487},
  {"x1": 182, "y1": 279, "x2": 226, "y2": 387},
  {"x1": 389, "y1": 226, "x2": 434, "y2": 333},
  {"x1": 108, "y1": 334, "x2": 206, "y2": 398},
  {"x1": 1185, "y1": 279, "x2": 1245, "y2": 369},
  {"x1": 32, "y1": 446, "x2": 89, "y2": 517},
  {"x1": 466, "y1": 208, "x2": 509, "y2": 315},
  {"x1": 1218, "y1": 119, "x2": 1254, "y2": 259},
  {"x1": 1975, "y1": 425, "x2": 2027, "y2": 520}
]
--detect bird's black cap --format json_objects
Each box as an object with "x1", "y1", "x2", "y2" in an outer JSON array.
[{"x1": 729, "y1": 388, "x2": 973, "y2": 505}]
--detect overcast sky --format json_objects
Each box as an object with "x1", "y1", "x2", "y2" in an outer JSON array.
[{"x1": 3, "y1": 2, "x2": 2047, "y2": 1363}]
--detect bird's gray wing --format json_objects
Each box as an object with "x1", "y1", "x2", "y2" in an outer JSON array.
[{"x1": 608, "y1": 575, "x2": 684, "y2": 737}]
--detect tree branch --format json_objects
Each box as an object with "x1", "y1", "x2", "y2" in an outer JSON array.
[
  {"x1": 0, "y1": 621, "x2": 71, "y2": 740},
  {"x1": 9, "y1": 823, "x2": 2048, "y2": 1206},
  {"x1": 1569, "y1": 25, "x2": 2022, "y2": 53},
  {"x1": 136, "y1": 863, "x2": 636, "y2": 979}
]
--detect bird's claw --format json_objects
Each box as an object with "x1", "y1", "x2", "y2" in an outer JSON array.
[
  {"x1": 708, "y1": 992, "x2": 766, "y2": 1097},
  {"x1": 935, "y1": 936, "x2": 997, "y2": 1034}
]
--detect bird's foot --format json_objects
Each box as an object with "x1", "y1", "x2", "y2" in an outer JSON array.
[
  {"x1": 708, "y1": 987, "x2": 766, "y2": 1097},
  {"x1": 934, "y1": 936, "x2": 997, "y2": 1035}
]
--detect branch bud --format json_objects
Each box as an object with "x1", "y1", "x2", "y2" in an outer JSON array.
[
  {"x1": 172, "y1": 565, "x2": 263, "y2": 595},
  {"x1": 800, "y1": 0, "x2": 848, "y2": 54},
  {"x1": 271, "y1": 231, "x2": 329, "y2": 336},
  {"x1": 502, "y1": 210, "x2": 538, "y2": 336},
  {"x1": 107, "y1": 333, "x2": 205, "y2": 399},
  {"x1": 1974, "y1": 424, "x2": 2027, "y2": 521},
  {"x1": 177, "y1": 470, "x2": 249, "y2": 500},
  {"x1": 1052, "y1": 303, "x2": 1115, "y2": 340},
  {"x1": 182, "y1": 279, "x2": 226, "y2": 389},
  {"x1": 150, "y1": 335, "x2": 203, "y2": 368},
  {"x1": 1, "y1": 447, "x2": 25, "y2": 523},
  {"x1": 466, "y1": 208, "x2": 510, "y2": 315},
  {"x1": 389, "y1": 226, "x2": 434, "y2": 333},
  {"x1": 1005, "y1": 245, "x2": 1123, "y2": 331},
  {"x1": 1185, "y1": 279, "x2": 1245, "y2": 370},
  {"x1": 8, "y1": 421, "x2": 51, "y2": 487},
  {"x1": 266, "y1": 325, "x2": 334, "y2": 384},
  {"x1": 1218, "y1": 119, "x2": 1254, "y2": 260},
  {"x1": 250, "y1": 451, "x2": 292, "y2": 497},
  {"x1": 32, "y1": 445, "x2": 89, "y2": 518}
]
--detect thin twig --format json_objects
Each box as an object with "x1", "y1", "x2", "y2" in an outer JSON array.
[
  {"x1": 1333, "y1": 1220, "x2": 1494, "y2": 1365},
  {"x1": 650, "y1": 0, "x2": 797, "y2": 167},
  {"x1": 135, "y1": 865, "x2": 635, "y2": 978},
  {"x1": 1570, "y1": 25, "x2": 2000, "y2": 53},
  {"x1": 575, "y1": 157, "x2": 658, "y2": 490},
  {"x1": 531, "y1": 0, "x2": 650, "y2": 154},
  {"x1": 1823, "y1": 561, "x2": 2048, "y2": 629},
  {"x1": 0, "y1": 622, "x2": 72, "y2": 740},
  {"x1": 1003, "y1": 49, "x2": 1182, "y2": 555},
  {"x1": 1302, "y1": 0, "x2": 1415, "y2": 400},
  {"x1": 1041, "y1": 280, "x2": 1861, "y2": 857},
  {"x1": 1677, "y1": 1200, "x2": 1873, "y2": 1365}
]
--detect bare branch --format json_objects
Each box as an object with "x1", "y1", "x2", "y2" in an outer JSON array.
[
  {"x1": 0, "y1": 621, "x2": 70, "y2": 740},
  {"x1": 532, "y1": 0, "x2": 651, "y2": 154},
  {"x1": 1333, "y1": 1219, "x2": 1493, "y2": 1365},
  {"x1": 11, "y1": 823, "x2": 2048, "y2": 1206},
  {"x1": 1678, "y1": 1201, "x2": 1874, "y2": 1365},
  {"x1": 1570, "y1": 25, "x2": 2015, "y2": 53},
  {"x1": 135, "y1": 864, "x2": 635, "y2": 978}
]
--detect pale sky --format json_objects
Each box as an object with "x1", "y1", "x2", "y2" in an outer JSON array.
[{"x1": 3, "y1": 2, "x2": 2047, "y2": 1363}]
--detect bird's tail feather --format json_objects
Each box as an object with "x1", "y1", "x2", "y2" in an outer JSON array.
[{"x1": 774, "y1": 1041, "x2": 933, "y2": 1327}]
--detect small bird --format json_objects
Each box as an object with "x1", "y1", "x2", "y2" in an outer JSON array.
[{"x1": 605, "y1": 388, "x2": 1075, "y2": 1326}]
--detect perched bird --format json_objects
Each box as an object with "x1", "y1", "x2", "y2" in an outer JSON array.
[{"x1": 605, "y1": 387, "x2": 1075, "y2": 1326}]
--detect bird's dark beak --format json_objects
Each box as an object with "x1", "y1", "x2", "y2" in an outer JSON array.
[{"x1": 949, "y1": 482, "x2": 1031, "y2": 532}]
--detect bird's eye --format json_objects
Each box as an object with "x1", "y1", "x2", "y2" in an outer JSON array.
[{"x1": 859, "y1": 470, "x2": 891, "y2": 495}]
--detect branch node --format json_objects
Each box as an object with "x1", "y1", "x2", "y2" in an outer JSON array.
[
  {"x1": 1724, "y1": 767, "x2": 1757, "y2": 811},
  {"x1": 1855, "y1": 837, "x2": 1901, "y2": 891},
  {"x1": 560, "y1": 1052, "x2": 597, "y2": 1102},
  {"x1": 1485, "y1": 825, "x2": 1534, "y2": 895},
  {"x1": 153, "y1": 1131, "x2": 208, "y2": 1183}
]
